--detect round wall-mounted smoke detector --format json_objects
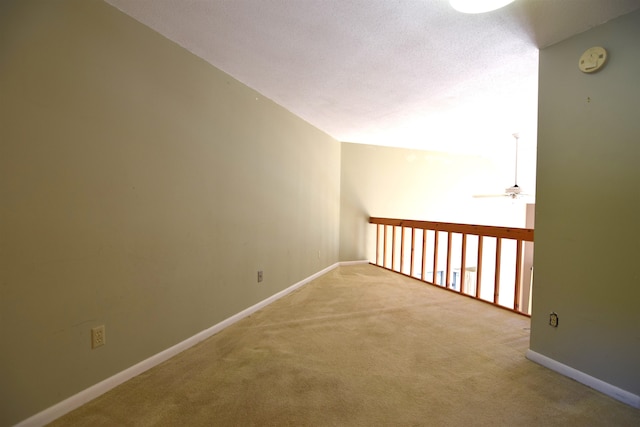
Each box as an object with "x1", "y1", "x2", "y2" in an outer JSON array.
[{"x1": 578, "y1": 46, "x2": 607, "y2": 73}]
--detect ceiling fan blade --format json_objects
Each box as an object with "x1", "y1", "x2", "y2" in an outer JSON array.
[{"x1": 472, "y1": 194, "x2": 509, "y2": 198}]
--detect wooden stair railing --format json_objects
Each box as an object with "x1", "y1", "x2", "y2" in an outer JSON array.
[{"x1": 370, "y1": 217, "x2": 534, "y2": 316}]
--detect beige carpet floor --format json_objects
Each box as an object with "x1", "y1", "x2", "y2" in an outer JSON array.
[{"x1": 50, "y1": 264, "x2": 640, "y2": 426}]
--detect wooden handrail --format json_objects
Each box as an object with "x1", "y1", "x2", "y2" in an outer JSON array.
[
  {"x1": 370, "y1": 217, "x2": 534, "y2": 242},
  {"x1": 369, "y1": 217, "x2": 534, "y2": 316}
]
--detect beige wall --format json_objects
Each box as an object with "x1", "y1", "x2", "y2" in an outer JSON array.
[
  {"x1": 339, "y1": 142, "x2": 529, "y2": 261},
  {"x1": 531, "y1": 10, "x2": 640, "y2": 395},
  {"x1": 0, "y1": 1, "x2": 340, "y2": 424}
]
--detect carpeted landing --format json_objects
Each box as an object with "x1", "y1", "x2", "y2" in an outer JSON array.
[{"x1": 50, "y1": 264, "x2": 640, "y2": 426}]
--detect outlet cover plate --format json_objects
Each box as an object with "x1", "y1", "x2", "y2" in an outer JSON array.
[{"x1": 92, "y1": 325, "x2": 106, "y2": 348}]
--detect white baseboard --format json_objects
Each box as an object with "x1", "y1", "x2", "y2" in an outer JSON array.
[
  {"x1": 16, "y1": 261, "x2": 363, "y2": 427},
  {"x1": 337, "y1": 259, "x2": 369, "y2": 266},
  {"x1": 526, "y1": 349, "x2": 640, "y2": 409}
]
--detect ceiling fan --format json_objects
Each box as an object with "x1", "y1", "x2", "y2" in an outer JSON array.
[{"x1": 474, "y1": 133, "x2": 533, "y2": 200}]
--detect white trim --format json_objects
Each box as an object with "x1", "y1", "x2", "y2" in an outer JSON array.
[
  {"x1": 526, "y1": 349, "x2": 640, "y2": 409},
  {"x1": 16, "y1": 262, "x2": 355, "y2": 427},
  {"x1": 338, "y1": 259, "x2": 369, "y2": 266}
]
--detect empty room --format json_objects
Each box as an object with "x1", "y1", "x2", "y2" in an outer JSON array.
[{"x1": 2, "y1": 1, "x2": 640, "y2": 425}]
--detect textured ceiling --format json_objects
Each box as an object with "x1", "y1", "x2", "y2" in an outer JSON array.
[{"x1": 105, "y1": 0, "x2": 640, "y2": 156}]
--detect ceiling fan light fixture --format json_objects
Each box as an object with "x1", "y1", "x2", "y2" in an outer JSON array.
[
  {"x1": 472, "y1": 133, "x2": 533, "y2": 201},
  {"x1": 449, "y1": 0, "x2": 516, "y2": 14},
  {"x1": 505, "y1": 184, "x2": 521, "y2": 195}
]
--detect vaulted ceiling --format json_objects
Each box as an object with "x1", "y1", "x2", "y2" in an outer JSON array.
[{"x1": 106, "y1": 0, "x2": 640, "y2": 156}]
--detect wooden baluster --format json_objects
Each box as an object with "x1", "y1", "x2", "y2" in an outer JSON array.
[
  {"x1": 460, "y1": 233, "x2": 467, "y2": 294},
  {"x1": 400, "y1": 226, "x2": 405, "y2": 274},
  {"x1": 446, "y1": 232, "x2": 452, "y2": 288},
  {"x1": 392, "y1": 226, "x2": 397, "y2": 271},
  {"x1": 514, "y1": 239, "x2": 523, "y2": 312},
  {"x1": 421, "y1": 229, "x2": 428, "y2": 282},
  {"x1": 494, "y1": 238, "x2": 502, "y2": 304},
  {"x1": 433, "y1": 231, "x2": 439, "y2": 284},
  {"x1": 383, "y1": 225, "x2": 388, "y2": 268},
  {"x1": 476, "y1": 236, "x2": 483, "y2": 298},
  {"x1": 376, "y1": 224, "x2": 381, "y2": 266},
  {"x1": 410, "y1": 228, "x2": 416, "y2": 277}
]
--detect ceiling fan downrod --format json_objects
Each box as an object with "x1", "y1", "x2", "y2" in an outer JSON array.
[{"x1": 513, "y1": 132, "x2": 519, "y2": 187}]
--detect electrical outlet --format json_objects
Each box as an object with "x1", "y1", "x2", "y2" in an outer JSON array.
[
  {"x1": 91, "y1": 325, "x2": 106, "y2": 348},
  {"x1": 549, "y1": 312, "x2": 559, "y2": 328},
  {"x1": 257, "y1": 270, "x2": 263, "y2": 283}
]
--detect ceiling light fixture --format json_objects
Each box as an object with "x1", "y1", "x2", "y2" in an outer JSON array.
[{"x1": 449, "y1": 0, "x2": 516, "y2": 14}]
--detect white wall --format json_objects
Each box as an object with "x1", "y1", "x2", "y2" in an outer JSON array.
[
  {"x1": 531, "y1": 9, "x2": 640, "y2": 396},
  {"x1": 0, "y1": 1, "x2": 340, "y2": 424},
  {"x1": 339, "y1": 142, "x2": 531, "y2": 262}
]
